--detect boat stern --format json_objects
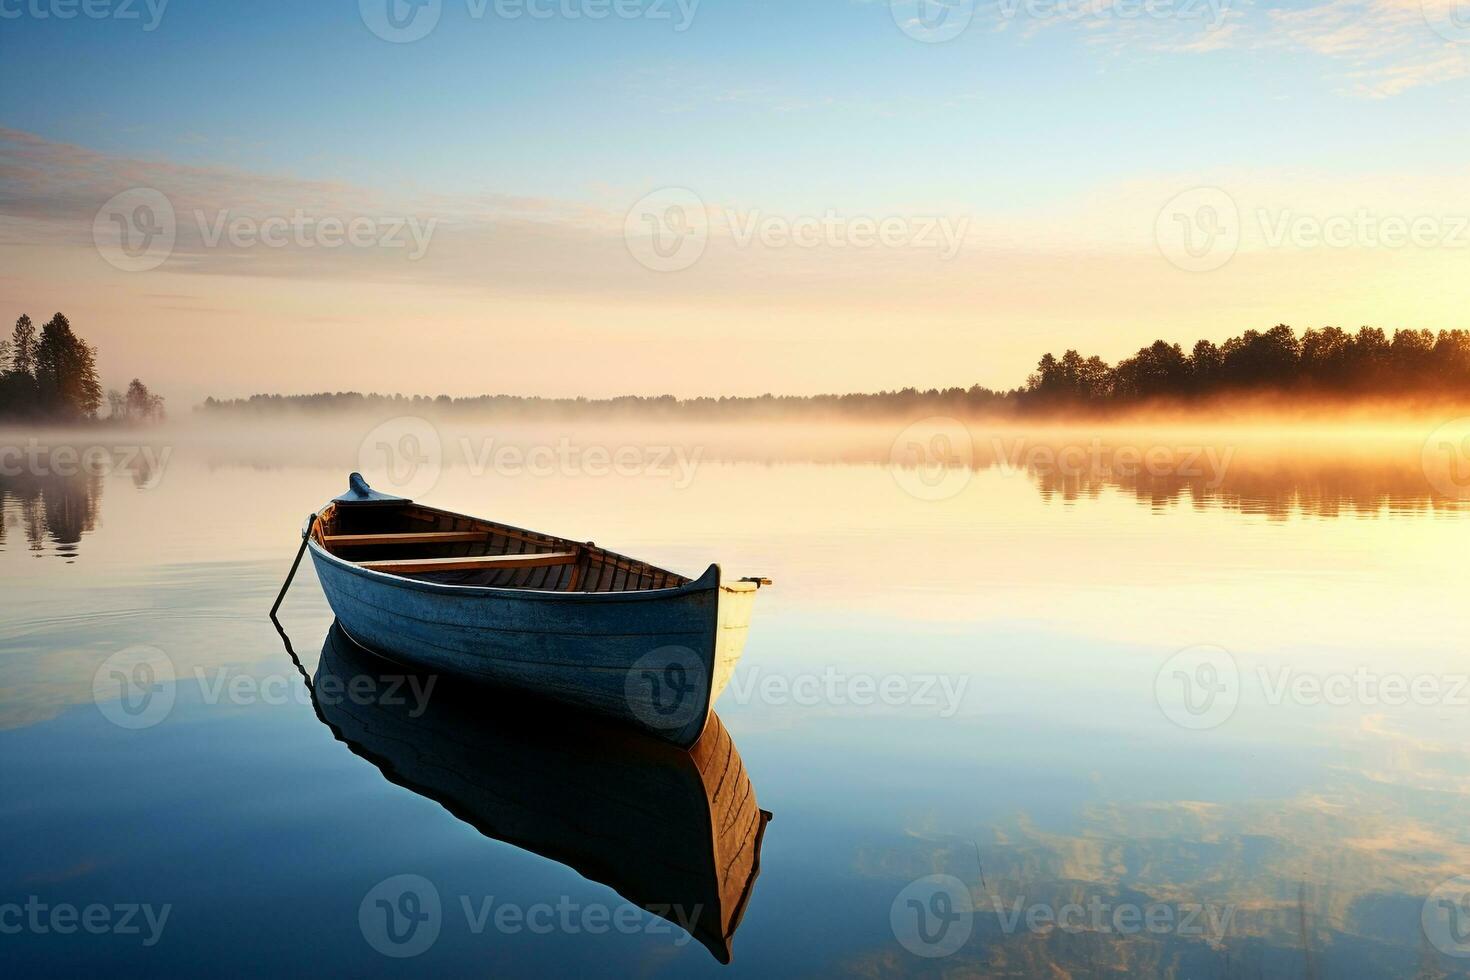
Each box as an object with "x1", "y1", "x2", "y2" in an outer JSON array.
[{"x1": 709, "y1": 566, "x2": 765, "y2": 706}]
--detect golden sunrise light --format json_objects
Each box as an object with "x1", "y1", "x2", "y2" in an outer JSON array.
[{"x1": 4, "y1": 2, "x2": 1470, "y2": 977}]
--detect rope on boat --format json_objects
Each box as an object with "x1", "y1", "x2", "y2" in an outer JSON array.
[{"x1": 269, "y1": 513, "x2": 318, "y2": 619}]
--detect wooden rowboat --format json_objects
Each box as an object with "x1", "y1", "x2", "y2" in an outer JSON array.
[
  {"x1": 311, "y1": 624, "x2": 771, "y2": 963},
  {"x1": 304, "y1": 474, "x2": 769, "y2": 747}
]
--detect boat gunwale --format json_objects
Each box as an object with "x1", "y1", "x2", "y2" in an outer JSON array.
[{"x1": 309, "y1": 503, "x2": 754, "y2": 603}]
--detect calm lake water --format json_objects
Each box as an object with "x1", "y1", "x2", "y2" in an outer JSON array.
[{"x1": 3, "y1": 418, "x2": 1470, "y2": 978}]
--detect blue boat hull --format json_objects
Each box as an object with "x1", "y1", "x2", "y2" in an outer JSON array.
[{"x1": 308, "y1": 542, "x2": 753, "y2": 746}]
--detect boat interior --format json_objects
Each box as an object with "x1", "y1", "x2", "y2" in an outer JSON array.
[{"x1": 313, "y1": 501, "x2": 691, "y2": 592}]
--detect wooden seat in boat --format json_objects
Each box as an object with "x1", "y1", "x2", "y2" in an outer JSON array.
[{"x1": 358, "y1": 552, "x2": 578, "y2": 575}]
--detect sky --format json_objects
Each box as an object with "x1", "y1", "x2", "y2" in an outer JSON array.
[{"x1": 1, "y1": 0, "x2": 1469, "y2": 406}]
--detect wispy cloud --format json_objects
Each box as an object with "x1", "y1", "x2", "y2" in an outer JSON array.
[
  {"x1": 1263, "y1": 0, "x2": 1470, "y2": 96},
  {"x1": 956, "y1": 0, "x2": 1470, "y2": 97},
  {"x1": 0, "y1": 126, "x2": 618, "y2": 288}
]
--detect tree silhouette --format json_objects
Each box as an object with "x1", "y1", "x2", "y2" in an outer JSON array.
[
  {"x1": 9, "y1": 314, "x2": 36, "y2": 376},
  {"x1": 1020, "y1": 324, "x2": 1470, "y2": 409},
  {"x1": 122, "y1": 378, "x2": 165, "y2": 422},
  {"x1": 34, "y1": 313, "x2": 102, "y2": 419},
  {"x1": 0, "y1": 311, "x2": 163, "y2": 424}
]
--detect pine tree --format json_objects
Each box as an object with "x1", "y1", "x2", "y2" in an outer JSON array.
[
  {"x1": 9, "y1": 314, "x2": 36, "y2": 376},
  {"x1": 34, "y1": 313, "x2": 103, "y2": 419}
]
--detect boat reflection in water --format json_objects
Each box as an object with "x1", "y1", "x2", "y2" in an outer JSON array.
[{"x1": 309, "y1": 623, "x2": 772, "y2": 963}]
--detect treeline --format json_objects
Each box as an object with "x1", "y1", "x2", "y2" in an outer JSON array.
[
  {"x1": 196, "y1": 323, "x2": 1470, "y2": 419},
  {"x1": 1026, "y1": 324, "x2": 1470, "y2": 406},
  {"x1": 198, "y1": 387, "x2": 1015, "y2": 419},
  {"x1": 1, "y1": 314, "x2": 164, "y2": 423}
]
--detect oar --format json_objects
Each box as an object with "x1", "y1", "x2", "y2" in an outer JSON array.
[{"x1": 270, "y1": 513, "x2": 319, "y2": 620}]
